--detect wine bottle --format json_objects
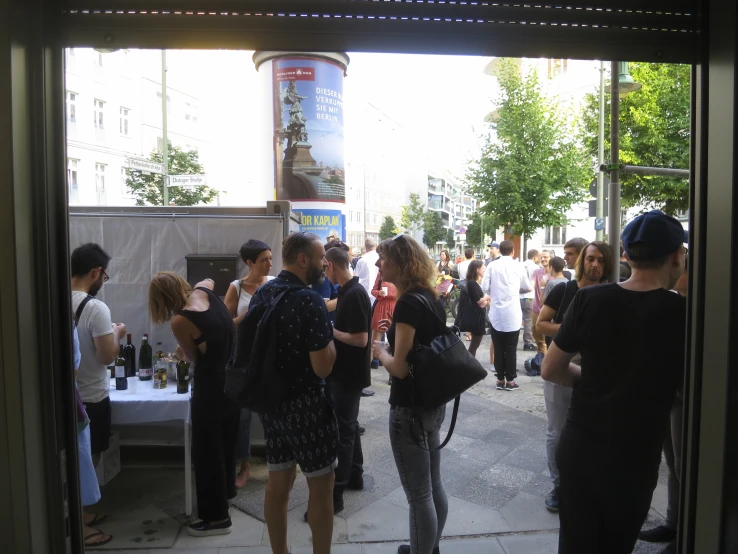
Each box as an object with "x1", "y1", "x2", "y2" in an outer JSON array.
[
  {"x1": 115, "y1": 344, "x2": 127, "y2": 390},
  {"x1": 176, "y1": 359, "x2": 190, "y2": 394},
  {"x1": 123, "y1": 333, "x2": 137, "y2": 377},
  {"x1": 138, "y1": 334, "x2": 153, "y2": 381}
]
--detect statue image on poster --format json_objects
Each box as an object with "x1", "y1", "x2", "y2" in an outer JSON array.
[{"x1": 273, "y1": 58, "x2": 345, "y2": 202}]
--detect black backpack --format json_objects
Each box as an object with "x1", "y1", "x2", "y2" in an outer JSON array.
[{"x1": 224, "y1": 283, "x2": 303, "y2": 413}]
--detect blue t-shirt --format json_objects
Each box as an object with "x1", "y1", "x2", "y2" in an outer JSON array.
[{"x1": 312, "y1": 277, "x2": 339, "y2": 323}]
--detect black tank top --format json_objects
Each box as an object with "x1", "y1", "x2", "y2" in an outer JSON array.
[{"x1": 177, "y1": 287, "x2": 235, "y2": 391}]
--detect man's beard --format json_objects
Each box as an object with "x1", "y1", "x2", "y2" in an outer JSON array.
[
  {"x1": 89, "y1": 275, "x2": 104, "y2": 296},
  {"x1": 585, "y1": 269, "x2": 602, "y2": 282},
  {"x1": 306, "y1": 263, "x2": 325, "y2": 286}
]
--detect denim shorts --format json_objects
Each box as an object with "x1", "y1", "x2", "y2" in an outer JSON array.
[{"x1": 259, "y1": 388, "x2": 338, "y2": 478}]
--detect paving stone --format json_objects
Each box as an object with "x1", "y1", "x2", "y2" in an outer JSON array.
[
  {"x1": 443, "y1": 496, "x2": 511, "y2": 536},
  {"x1": 451, "y1": 439, "x2": 515, "y2": 471},
  {"x1": 650, "y1": 483, "x2": 669, "y2": 520},
  {"x1": 173, "y1": 508, "x2": 263, "y2": 549},
  {"x1": 498, "y1": 447, "x2": 550, "y2": 475},
  {"x1": 498, "y1": 532, "x2": 559, "y2": 554},
  {"x1": 434, "y1": 537, "x2": 506, "y2": 553},
  {"x1": 479, "y1": 464, "x2": 538, "y2": 487},
  {"x1": 456, "y1": 479, "x2": 520, "y2": 511},
  {"x1": 361, "y1": 542, "x2": 406, "y2": 554},
  {"x1": 481, "y1": 428, "x2": 531, "y2": 449},
  {"x1": 260, "y1": 504, "x2": 348, "y2": 548},
  {"x1": 292, "y1": 544, "x2": 361, "y2": 554},
  {"x1": 499, "y1": 492, "x2": 561, "y2": 532},
  {"x1": 346, "y1": 499, "x2": 409, "y2": 542},
  {"x1": 86, "y1": 504, "x2": 180, "y2": 551},
  {"x1": 520, "y1": 476, "x2": 552, "y2": 500},
  {"x1": 219, "y1": 548, "x2": 274, "y2": 554}
]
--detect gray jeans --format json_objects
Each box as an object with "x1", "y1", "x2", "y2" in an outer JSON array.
[
  {"x1": 544, "y1": 380, "x2": 573, "y2": 488},
  {"x1": 664, "y1": 394, "x2": 683, "y2": 529},
  {"x1": 389, "y1": 405, "x2": 448, "y2": 554},
  {"x1": 520, "y1": 298, "x2": 533, "y2": 345}
]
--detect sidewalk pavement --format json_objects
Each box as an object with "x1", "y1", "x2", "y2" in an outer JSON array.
[{"x1": 89, "y1": 333, "x2": 672, "y2": 553}]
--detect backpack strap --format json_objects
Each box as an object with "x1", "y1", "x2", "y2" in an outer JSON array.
[{"x1": 73, "y1": 294, "x2": 94, "y2": 325}]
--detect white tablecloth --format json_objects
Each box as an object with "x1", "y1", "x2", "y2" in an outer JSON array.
[{"x1": 109, "y1": 379, "x2": 191, "y2": 425}]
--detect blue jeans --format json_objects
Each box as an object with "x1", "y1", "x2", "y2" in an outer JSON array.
[{"x1": 389, "y1": 405, "x2": 448, "y2": 554}]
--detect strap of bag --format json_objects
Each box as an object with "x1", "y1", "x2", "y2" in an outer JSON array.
[
  {"x1": 73, "y1": 294, "x2": 94, "y2": 325},
  {"x1": 410, "y1": 396, "x2": 461, "y2": 452},
  {"x1": 407, "y1": 291, "x2": 449, "y2": 332},
  {"x1": 553, "y1": 281, "x2": 575, "y2": 324}
]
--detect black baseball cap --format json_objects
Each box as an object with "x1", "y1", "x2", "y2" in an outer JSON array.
[{"x1": 621, "y1": 210, "x2": 687, "y2": 259}]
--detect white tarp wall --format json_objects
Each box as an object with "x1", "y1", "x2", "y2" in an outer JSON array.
[{"x1": 69, "y1": 214, "x2": 286, "y2": 354}]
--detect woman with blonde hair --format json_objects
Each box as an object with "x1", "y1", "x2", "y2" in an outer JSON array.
[
  {"x1": 371, "y1": 234, "x2": 448, "y2": 554},
  {"x1": 149, "y1": 272, "x2": 239, "y2": 537}
]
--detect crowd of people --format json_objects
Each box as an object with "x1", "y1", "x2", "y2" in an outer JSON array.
[{"x1": 68, "y1": 208, "x2": 687, "y2": 554}]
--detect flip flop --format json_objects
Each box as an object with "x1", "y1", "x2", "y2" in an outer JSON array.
[
  {"x1": 85, "y1": 513, "x2": 108, "y2": 526},
  {"x1": 84, "y1": 529, "x2": 113, "y2": 547}
]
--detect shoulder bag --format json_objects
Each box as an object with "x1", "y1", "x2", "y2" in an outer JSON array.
[{"x1": 405, "y1": 292, "x2": 488, "y2": 451}]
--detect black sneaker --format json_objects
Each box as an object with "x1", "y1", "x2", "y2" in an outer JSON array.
[
  {"x1": 496, "y1": 380, "x2": 506, "y2": 390},
  {"x1": 544, "y1": 488, "x2": 560, "y2": 512},
  {"x1": 358, "y1": 425, "x2": 366, "y2": 436},
  {"x1": 505, "y1": 381, "x2": 520, "y2": 391},
  {"x1": 348, "y1": 474, "x2": 364, "y2": 490},
  {"x1": 639, "y1": 525, "x2": 676, "y2": 543},
  {"x1": 187, "y1": 517, "x2": 232, "y2": 537},
  {"x1": 398, "y1": 546, "x2": 440, "y2": 554}
]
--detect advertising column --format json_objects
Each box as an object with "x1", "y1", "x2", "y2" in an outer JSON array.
[{"x1": 253, "y1": 52, "x2": 349, "y2": 243}]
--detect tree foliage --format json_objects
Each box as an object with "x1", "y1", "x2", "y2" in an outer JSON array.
[
  {"x1": 422, "y1": 210, "x2": 446, "y2": 249},
  {"x1": 464, "y1": 212, "x2": 493, "y2": 247},
  {"x1": 466, "y1": 59, "x2": 590, "y2": 244},
  {"x1": 400, "y1": 192, "x2": 426, "y2": 235},
  {"x1": 581, "y1": 63, "x2": 690, "y2": 214},
  {"x1": 379, "y1": 215, "x2": 399, "y2": 241},
  {"x1": 125, "y1": 145, "x2": 219, "y2": 206},
  {"x1": 446, "y1": 228, "x2": 456, "y2": 249}
]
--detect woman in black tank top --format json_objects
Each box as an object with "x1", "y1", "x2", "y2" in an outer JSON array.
[{"x1": 149, "y1": 271, "x2": 239, "y2": 538}]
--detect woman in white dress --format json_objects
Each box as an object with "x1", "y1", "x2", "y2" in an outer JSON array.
[{"x1": 223, "y1": 239, "x2": 273, "y2": 488}]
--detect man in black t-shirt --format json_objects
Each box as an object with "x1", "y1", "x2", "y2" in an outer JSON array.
[
  {"x1": 542, "y1": 211, "x2": 687, "y2": 554},
  {"x1": 535, "y1": 241, "x2": 612, "y2": 514},
  {"x1": 322, "y1": 245, "x2": 372, "y2": 514}
]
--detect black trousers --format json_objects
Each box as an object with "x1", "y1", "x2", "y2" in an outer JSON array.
[
  {"x1": 557, "y1": 423, "x2": 661, "y2": 554},
  {"x1": 191, "y1": 387, "x2": 240, "y2": 522},
  {"x1": 328, "y1": 380, "x2": 364, "y2": 500},
  {"x1": 489, "y1": 326, "x2": 520, "y2": 382}
]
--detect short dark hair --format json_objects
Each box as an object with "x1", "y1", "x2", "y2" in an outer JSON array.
[
  {"x1": 466, "y1": 260, "x2": 484, "y2": 281},
  {"x1": 564, "y1": 237, "x2": 589, "y2": 255},
  {"x1": 325, "y1": 239, "x2": 349, "y2": 253},
  {"x1": 283, "y1": 232, "x2": 321, "y2": 265},
  {"x1": 239, "y1": 239, "x2": 271, "y2": 264},
  {"x1": 464, "y1": 247, "x2": 474, "y2": 260},
  {"x1": 626, "y1": 243, "x2": 672, "y2": 269},
  {"x1": 527, "y1": 249, "x2": 539, "y2": 260},
  {"x1": 550, "y1": 256, "x2": 566, "y2": 273},
  {"x1": 325, "y1": 246, "x2": 350, "y2": 269},
  {"x1": 71, "y1": 243, "x2": 111, "y2": 277},
  {"x1": 499, "y1": 240, "x2": 514, "y2": 256}
]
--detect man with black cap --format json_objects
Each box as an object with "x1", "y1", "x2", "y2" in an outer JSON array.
[
  {"x1": 484, "y1": 241, "x2": 500, "y2": 267},
  {"x1": 542, "y1": 210, "x2": 687, "y2": 554}
]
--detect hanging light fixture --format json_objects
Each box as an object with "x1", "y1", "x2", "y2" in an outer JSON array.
[{"x1": 609, "y1": 61, "x2": 642, "y2": 98}]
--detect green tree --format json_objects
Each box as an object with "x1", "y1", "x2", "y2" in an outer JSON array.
[
  {"x1": 125, "y1": 145, "x2": 219, "y2": 206},
  {"x1": 400, "y1": 192, "x2": 426, "y2": 235},
  {"x1": 379, "y1": 215, "x2": 399, "y2": 241},
  {"x1": 446, "y1": 228, "x2": 456, "y2": 249},
  {"x1": 464, "y1": 212, "x2": 493, "y2": 247},
  {"x1": 466, "y1": 59, "x2": 590, "y2": 254},
  {"x1": 422, "y1": 210, "x2": 446, "y2": 250},
  {"x1": 581, "y1": 63, "x2": 690, "y2": 214}
]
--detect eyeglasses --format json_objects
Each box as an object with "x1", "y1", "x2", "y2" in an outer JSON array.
[
  {"x1": 392, "y1": 233, "x2": 405, "y2": 241},
  {"x1": 102, "y1": 270, "x2": 109, "y2": 282}
]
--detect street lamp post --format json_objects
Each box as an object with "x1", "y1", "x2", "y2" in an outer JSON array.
[
  {"x1": 596, "y1": 62, "x2": 606, "y2": 241},
  {"x1": 161, "y1": 50, "x2": 169, "y2": 207}
]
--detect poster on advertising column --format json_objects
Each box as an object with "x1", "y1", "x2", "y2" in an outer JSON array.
[
  {"x1": 272, "y1": 57, "x2": 345, "y2": 202},
  {"x1": 299, "y1": 209, "x2": 345, "y2": 243}
]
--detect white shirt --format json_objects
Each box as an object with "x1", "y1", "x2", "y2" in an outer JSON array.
[
  {"x1": 231, "y1": 276, "x2": 275, "y2": 316},
  {"x1": 355, "y1": 250, "x2": 379, "y2": 306},
  {"x1": 72, "y1": 290, "x2": 114, "y2": 403},
  {"x1": 520, "y1": 260, "x2": 540, "y2": 300},
  {"x1": 457, "y1": 259, "x2": 473, "y2": 281},
  {"x1": 481, "y1": 256, "x2": 533, "y2": 332}
]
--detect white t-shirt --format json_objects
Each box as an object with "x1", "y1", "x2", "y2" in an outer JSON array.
[
  {"x1": 72, "y1": 291, "x2": 114, "y2": 404},
  {"x1": 230, "y1": 276, "x2": 275, "y2": 316},
  {"x1": 355, "y1": 250, "x2": 379, "y2": 306},
  {"x1": 481, "y1": 256, "x2": 533, "y2": 332},
  {"x1": 457, "y1": 259, "x2": 473, "y2": 281},
  {"x1": 521, "y1": 260, "x2": 540, "y2": 300}
]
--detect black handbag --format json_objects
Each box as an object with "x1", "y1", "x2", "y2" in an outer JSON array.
[{"x1": 405, "y1": 292, "x2": 488, "y2": 451}]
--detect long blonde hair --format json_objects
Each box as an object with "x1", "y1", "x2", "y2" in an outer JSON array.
[
  {"x1": 377, "y1": 235, "x2": 437, "y2": 297},
  {"x1": 148, "y1": 271, "x2": 192, "y2": 324}
]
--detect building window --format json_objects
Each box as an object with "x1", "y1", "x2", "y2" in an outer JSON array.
[
  {"x1": 357, "y1": 212, "x2": 362, "y2": 224},
  {"x1": 66, "y1": 91, "x2": 77, "y2": 123},
  {"x1": 95, "y1": 163, "x2": 106, "y2": 192},
  {"x1": 93, "y1": 99, "x2": 104, "y2": 129},
  {"x1": 156, "y1": 91, "x2": 171, "y2": 113},
  {"x1": 67, "y1": 159, "x2": 79, "y2": 190},
  {"x1": 545, "y1": 225, "x2": 567, "y2": 245},
  {"x1": 119, "y1": 107, "x2": 130, "y2": 136},
  {"x1": 349, "y1": 211, "x2": 353, "y2": 223},
  {"x1": 548, "y1": 58, "x2": 568, "y2": 79}
]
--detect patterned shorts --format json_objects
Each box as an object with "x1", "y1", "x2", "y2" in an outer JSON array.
[{"x1": 259, "y1": 388, "x2": 339, "y2": 478}]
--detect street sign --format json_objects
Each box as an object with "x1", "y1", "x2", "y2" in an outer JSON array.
[
  {"x1": 594, "y1": 218, "x2": 605, "y2": 231},
  {"x1": 458, "y1": 226, "x2": 467, "y2": 234},
  {"x1": 168, "y1": 174, "x2": 207, "y2": 188},
  {"x1": 588, "y1": 198, "x2": 609, "y2": 218},
  {"x1": 127, "y1": 157, "x2": 165, "y2": 175},
  {"x1": 588, "y1": 175, "x2": 610, "y2": 198}
]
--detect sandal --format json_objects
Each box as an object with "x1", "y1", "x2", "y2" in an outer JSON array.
[
  {"x1": 84, "y1": 529, "x2": 113, "y2": 547},
  {"x1": 84, "y1": 513, "x2": 108, "y2": 526}
]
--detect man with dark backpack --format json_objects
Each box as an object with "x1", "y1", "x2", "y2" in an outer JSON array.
[
  {"x1": 245, "y1": 232, "x2": 337, "y2": 554},
  {"x1": 535, "y1": 241, "x2": 613, "y2": 513}
]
